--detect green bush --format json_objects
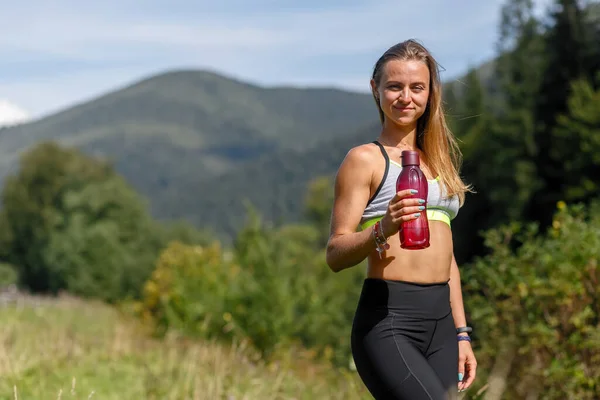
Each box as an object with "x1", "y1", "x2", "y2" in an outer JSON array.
[
  {"x1": 463, "y1": 200, "x2": 600, "y2": 399},
  {"x1": 138, "y1": 208, "x2": 365, "y2": 367},
  {"x1": 0, "y1": 262, "x2": 18, "y2": 288},
  {"x1": 138, "y1": 240, "x2": 242, "y2": 340},
  {"x1": 231, "y1": 212, "x2": 365, "y2": 365}
]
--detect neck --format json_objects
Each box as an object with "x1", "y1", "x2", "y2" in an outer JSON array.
[{"x1": 378, "y1": 119, "x2": 418, "y2": 150}]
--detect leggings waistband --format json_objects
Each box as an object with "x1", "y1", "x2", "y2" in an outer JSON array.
[{"x1": 356, "y1": 278, "x2": 452, "y2": 320}]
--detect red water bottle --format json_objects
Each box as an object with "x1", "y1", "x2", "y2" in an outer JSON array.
[{"x1": 396, "y1": 150, "x2": 430, "y2": 249}]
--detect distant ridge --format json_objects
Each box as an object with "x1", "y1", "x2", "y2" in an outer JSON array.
[{"x1": 0, "y1": 68, "x2": 377, "y2": 234}]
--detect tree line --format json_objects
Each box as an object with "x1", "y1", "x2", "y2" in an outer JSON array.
[{"x1": 446, "y1": 0, "x2": 600, "y2": 265}]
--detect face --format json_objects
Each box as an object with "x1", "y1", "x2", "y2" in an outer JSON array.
[{"x1": 371, "y1": 59, "x2": 430, "y2": 128}]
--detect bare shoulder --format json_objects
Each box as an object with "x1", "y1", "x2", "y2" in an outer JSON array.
[
  {"x1": 329, "y1": 142, "x2": 380, "y2": 235},
  {"x1": 337, "y1": 142, "x2": 380, "y2": 176}
]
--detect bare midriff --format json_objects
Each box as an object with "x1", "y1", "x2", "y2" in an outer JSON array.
[{"x1": 366, "y1": 220, "x2": 453, "y2": 283}]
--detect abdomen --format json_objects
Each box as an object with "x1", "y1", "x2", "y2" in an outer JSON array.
[{"x1": 366, "y1": 221, "x2": 453, "y2": 282}]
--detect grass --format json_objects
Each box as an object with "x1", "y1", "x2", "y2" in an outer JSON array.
[{"x1": 0, "y1": 293, "x2": 371, "y2": 400}]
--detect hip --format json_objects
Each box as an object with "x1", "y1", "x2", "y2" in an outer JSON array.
[{"x1": 353, "y1": 278, "x2": 452, "y2": 322}]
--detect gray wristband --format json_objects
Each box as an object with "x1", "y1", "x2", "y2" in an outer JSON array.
[{"x1": 456, "y1": 326, "x2": 472, "y2": 334}]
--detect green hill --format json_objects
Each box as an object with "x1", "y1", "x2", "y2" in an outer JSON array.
[
  {"x1": 160, "y1": 122, "x2": 381, "y2": 236},
  {"x1": 0, "y1": 69, "x2": 377, "y2": 214}
]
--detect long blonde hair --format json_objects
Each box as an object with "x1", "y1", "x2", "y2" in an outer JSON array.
[{"x1": 371, "y1": 39, "x2": 473, "y2": 205}]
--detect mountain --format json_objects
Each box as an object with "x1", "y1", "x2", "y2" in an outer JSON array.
[
  {"x1": 158, "y1": 121, "x2": 382, "y2": 236},
  {"x1": 0, "y1": 69, "x2": 377, "y2": 215},
  {"x1": 0, "y1": 100, "x2": 30, "y2": 128}
]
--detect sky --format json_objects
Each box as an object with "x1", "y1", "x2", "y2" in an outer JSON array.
[{"x1": 0, "y1": 0, "x2": 553, "y2": 120}]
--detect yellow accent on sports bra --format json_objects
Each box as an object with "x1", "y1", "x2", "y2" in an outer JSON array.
[{"x1": 359, "y1": 209, "x2": 451, "y2": 231}]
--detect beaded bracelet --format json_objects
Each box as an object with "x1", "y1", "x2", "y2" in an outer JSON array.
[{"x1": 372, "y1": 221, "x2": 389, "y2": 259}]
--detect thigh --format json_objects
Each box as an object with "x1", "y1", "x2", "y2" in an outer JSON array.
[
  {"x1": 426, "y1": 313, "x2": 459, "y2": 399},
  {"x1": 352, "y1": 310, "x2": 409, "y2": 399},
  {"x1": 352, "y1": 312, "x2": 450, "y2": 400}
]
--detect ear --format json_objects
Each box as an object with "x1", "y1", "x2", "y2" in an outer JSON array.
[
  {"x1": 370, "y1": 78, "x2": 377, "y2": 96},
  {"x1": 371, "y1": 79, "x2": 380, "y2": 104}
]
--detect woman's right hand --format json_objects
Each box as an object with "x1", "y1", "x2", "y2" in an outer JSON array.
[{"x1": 380, "y1": 189, "x2": 426, "y2": 238}]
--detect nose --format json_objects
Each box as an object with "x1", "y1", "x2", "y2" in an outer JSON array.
[{"x1": 397, "y1": 88, "x2": 410, "y2": 102}]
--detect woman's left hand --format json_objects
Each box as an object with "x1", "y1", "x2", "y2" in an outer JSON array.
[{"x1": 458, "y1": 340, "x2": 477, "y2": 392}]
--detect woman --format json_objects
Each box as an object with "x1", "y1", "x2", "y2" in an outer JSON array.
[{"x1": 326, "y1": 39, "x2": 477, "y2": 399}]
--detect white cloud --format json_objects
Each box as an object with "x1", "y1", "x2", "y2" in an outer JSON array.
[{"x1": 0, "y1": 100, "x2": 31, "y2": 127}]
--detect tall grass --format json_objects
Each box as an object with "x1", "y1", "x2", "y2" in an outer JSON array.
[{"x1": 0, "y1": 293, "x2": 370, "y2": 400}]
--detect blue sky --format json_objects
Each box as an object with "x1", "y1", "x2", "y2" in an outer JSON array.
[{"x1": 1, "y1": 0, "x2": 552, "y2": 118}]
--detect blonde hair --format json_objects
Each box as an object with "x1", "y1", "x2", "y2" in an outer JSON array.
[{"x1": 371, "y1": 39, "x2": 473, "y2": 205}]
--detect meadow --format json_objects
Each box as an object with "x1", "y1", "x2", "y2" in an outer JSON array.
[{"x1": 0, "y1": 292, "x2": 370, "y2": 400}]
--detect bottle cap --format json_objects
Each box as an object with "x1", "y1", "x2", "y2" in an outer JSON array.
[{"x1": 401, "y1": 150, "x2": 420, "y2": 166}]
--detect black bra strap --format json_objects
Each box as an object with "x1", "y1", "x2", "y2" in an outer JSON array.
[{"x1": 367, "y1": 141, "x2": 389, "y2": 206}]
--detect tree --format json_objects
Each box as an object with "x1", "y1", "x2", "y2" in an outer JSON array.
[
  {"x1": 0, "y1": 141, "x2": 162, "y2": 301},
  {"x1": 449, "y1": 0, "x2": 547, "y2": 263},
  {"x1": 303, "y1": 176, "x2": 334, "y2": 246},
  {"x1": 551, "y1": 77, "x2": 600, "y2": 202},
  {"x1": 447, "y1": 68, "x2": 497, "y2": 263},
  {"x1": 527, "y1": 0, "x2": 600, "y2": 227},
  {"x1": 493, "y1": 0, "x2": 546, "y2": 211}
]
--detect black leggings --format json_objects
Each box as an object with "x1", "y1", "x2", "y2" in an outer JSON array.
[{"x1": 351, "y1": 278, "x2": 458, "y2": 400}]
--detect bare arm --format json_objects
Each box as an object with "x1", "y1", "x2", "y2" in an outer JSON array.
[
  {"x1": 449, "y1": 254, "x2": 468, "y2": 331},
  {"x1": 325, "y1": 146, "x2": 377, "y2": 272},
  {"x1": 450, "y1": 253, "x2": 478, "y2": 391}
]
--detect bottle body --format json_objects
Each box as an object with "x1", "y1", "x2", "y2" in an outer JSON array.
[{"x1": 396, "y1": 151, "x2": 430, "y2": 249}]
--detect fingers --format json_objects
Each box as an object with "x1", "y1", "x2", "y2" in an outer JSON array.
[
  {"x1": 388, "y1": 190, "x2": 426, "y2": 223},
  {"x1": 382, "y1": 189, "x2": 426, "y2": 236},
  {"x1": 462, "y1": 361, "x2": 477, "y2": 390},
  {"x1": 387, "y1": 209, "x2": 423, "y2": 226},
  {"x1": 392, "y1": 204, "x2": 426, "y2": 216},
  {"x1": 457, "y1": 367, "x2": 465, "y2": 391},
  {"x1": 391, "y1": 188, "x2": 420, "y2": 203},
  {"x1": 457, "y1": 354, "x2": 466, "y2": 392},
  {"x1": 458, "y1": 359, "x2": 477, "y2": 393},
  {"x1": 386, "y1": 206, "x2": 424, "y2": 226},
  {"x1": 390, "y1": 190, "x2": 424, "y2": 207}
]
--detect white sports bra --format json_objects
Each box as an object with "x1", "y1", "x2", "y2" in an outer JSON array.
[{"x1": 359, "y1": 141, "x2": 460, "y2": 230}]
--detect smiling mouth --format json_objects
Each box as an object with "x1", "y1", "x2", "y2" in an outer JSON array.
[{"x1": 394, "y1": 106, "x2": 413, "y2": 111}]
